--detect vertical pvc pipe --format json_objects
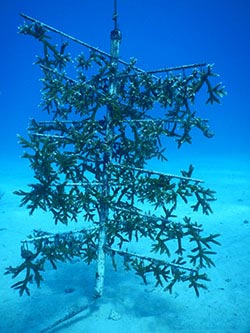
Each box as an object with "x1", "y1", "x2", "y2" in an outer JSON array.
[{"x1": 94, "y1": 1, "x2": 122, "y2": 298}]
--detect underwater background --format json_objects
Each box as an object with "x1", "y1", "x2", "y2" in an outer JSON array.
[{"x1": 0, "y1": 1, "x2": 250, "y2": 332}]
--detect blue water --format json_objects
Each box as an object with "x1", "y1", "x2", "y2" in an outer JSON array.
[{"x1": 1, "y1": 1, "x2": 250, "y2": 332}]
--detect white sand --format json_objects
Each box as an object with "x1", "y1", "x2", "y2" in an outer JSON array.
[{"x1": 0, "y1": 154, "x2": 249, "y2": 333}]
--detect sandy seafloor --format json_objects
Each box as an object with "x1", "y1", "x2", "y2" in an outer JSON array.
[{"x1": 0, "y1": 152, "x2": 249, "y2": 333}]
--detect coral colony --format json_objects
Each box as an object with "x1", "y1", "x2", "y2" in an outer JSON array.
[{"x1": 6, "y1": 3, "x2": 225, "y2": 299}]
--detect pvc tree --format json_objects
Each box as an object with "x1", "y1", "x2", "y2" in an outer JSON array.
[{"x1": 6, "y1": 5, "x2": 225, "y2": 298}]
